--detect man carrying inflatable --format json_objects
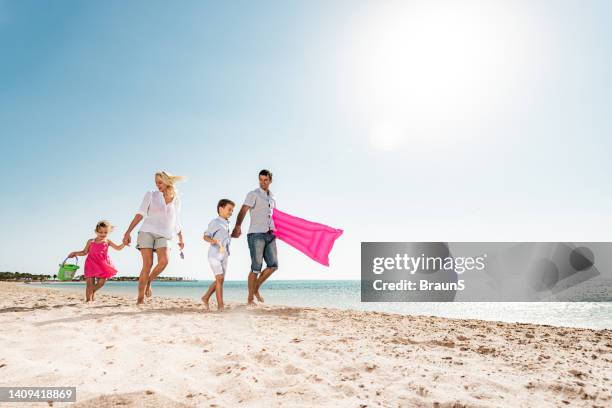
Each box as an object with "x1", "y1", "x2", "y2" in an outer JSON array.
[{"x1": 232, "y1": 169, "x2": 277, "y2": 305}]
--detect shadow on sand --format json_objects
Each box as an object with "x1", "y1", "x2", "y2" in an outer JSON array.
[
  {"x1": 0, "y1": 303, "x2": 80, "y2": 313},
  {"x1": 32, "y1": 302, "x2": 303, "y2": 326}
]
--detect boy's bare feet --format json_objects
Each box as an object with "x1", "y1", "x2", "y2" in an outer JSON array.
[
  {"x1": 254, "y1": 292, "x2": 264, "y2": 303},
  {"x1": 201, "y1": 296, "x2": 210, "y2": 311}
]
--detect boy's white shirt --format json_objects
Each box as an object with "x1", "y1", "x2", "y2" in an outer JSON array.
[{"x1": 204, "y1": 216, "x2": 231, "y2": 260}]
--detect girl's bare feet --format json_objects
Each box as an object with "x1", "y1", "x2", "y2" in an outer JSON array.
[{"x1": 201, "y1": 295, "x2": 210, "y2": 311}]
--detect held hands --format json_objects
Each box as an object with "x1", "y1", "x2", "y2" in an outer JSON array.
[
  {"x1": 231, "y1": 225, "x2": 241, "y2": 238},
  {"x1": 178, "y1": 241, "x2": 185, "y2": 250}
]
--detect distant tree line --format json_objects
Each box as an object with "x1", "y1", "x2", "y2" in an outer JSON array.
[{"x1": 0, "y1": 272, "x2": 54, "y2": 281}]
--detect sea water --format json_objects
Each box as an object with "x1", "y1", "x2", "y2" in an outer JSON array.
[{"x1": 44, "y1": 279, "x2": 612, "y2": 330}]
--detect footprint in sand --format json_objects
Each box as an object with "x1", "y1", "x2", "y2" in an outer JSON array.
[
  {"x1": 189, "y1": 336, "x2": 212, "y2": 347},
  {"x1": 253, "y1": 351, "x2": 278, "y2": 367},
  {"x1": 283, "y1": 364, "x2": 304, "y2": 375},
  {"x1": 333, "y1": 383, "x2": 357, "y2": 397}
]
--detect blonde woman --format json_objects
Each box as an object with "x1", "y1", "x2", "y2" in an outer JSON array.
[{"x1": 123, "y1": 171, "x2": 186, "y2": 304}]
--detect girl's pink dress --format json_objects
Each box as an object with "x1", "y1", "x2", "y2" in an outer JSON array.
[{"x1": 84, "y1": 241, "x2": 118, "y2": 279}]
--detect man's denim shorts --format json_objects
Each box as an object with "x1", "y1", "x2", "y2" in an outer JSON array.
[{"x1": 247, "y1": 231, "x2": 278, "y2": 273}]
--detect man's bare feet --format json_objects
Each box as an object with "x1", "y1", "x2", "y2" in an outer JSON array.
[
  {"x1": 254, "y1": 291, "x2": 264, "y2": 303},
  {"x1": 201, "y1": 296, "x2": 210, "y2": 311}
]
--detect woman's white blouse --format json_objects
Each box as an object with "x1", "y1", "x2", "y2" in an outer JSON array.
[{"x1": 137, "y1": 190, "x2": 182, "y2": 239}]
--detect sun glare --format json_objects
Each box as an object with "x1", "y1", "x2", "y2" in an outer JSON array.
[{"x1": 345, "y1": 1, "x2": 552, "y2": 150}]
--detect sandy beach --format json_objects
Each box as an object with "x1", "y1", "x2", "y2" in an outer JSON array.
[{"x1": 0, "y1": 282, "x2": 610, "y2": 407}]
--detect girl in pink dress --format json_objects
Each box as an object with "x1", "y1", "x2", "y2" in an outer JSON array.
[{"x1": 68, "y1": 220, "x2": 127, "y2": 302}]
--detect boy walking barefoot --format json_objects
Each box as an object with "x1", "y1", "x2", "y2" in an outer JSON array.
[{"x1": 201, "y1": 199, "x2": 234, "y2": 311}]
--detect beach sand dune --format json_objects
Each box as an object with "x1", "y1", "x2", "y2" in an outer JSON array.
[{"x1": 0, "y1": 282, "x2": 610, "y2": 407}]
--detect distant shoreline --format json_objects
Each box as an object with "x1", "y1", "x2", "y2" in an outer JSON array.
[
  {"x1": 19, "y1": 279, "x2": 199, "y2": 284},
  {"x1": 11, "y1": 280, "x2": 612, "y2": 330}
]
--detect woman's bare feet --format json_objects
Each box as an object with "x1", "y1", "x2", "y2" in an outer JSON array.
[
  {"x1": 254, "y1": 291, "x2": 264, "y2": 303},
  {"x1": 217, "y1": 305, "x2": 224, "y2": 312},
  {"x1": 145, "y1": 284, "x2": 152, "y2": 298},
  {"x1": 201, "y1": 295, "x2": 210, "y2": 311}
]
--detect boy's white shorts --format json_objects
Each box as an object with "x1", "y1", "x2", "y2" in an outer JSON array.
[{"x1": 208, "y1": 257, "x2": 228, "y2": 276}]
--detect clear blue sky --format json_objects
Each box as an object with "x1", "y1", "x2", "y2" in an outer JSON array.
[{"x1": 1, "y1": 0, "x2": 611, "y2": 280}]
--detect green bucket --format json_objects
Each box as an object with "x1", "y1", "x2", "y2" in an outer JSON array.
[{"x1": 58, "y1": 257, "x2": 80, "y2": 281}]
